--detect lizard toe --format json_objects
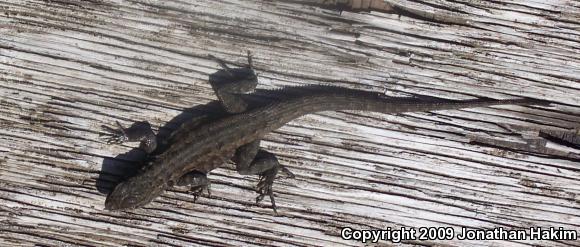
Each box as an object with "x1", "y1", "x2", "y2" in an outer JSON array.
[{"x1": 189, "y1": 183, "x2": 210, "y2": 203}]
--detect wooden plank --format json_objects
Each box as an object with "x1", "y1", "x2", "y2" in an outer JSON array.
[{"x1": 0, "y1": 0, "x2": 579, "y2": 246}]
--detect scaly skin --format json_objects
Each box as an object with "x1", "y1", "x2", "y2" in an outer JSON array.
[{"x1": 104, "y1": 86, "x2": 548, "y2": 210}]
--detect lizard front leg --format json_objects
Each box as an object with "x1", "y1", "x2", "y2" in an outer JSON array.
[
  {"x1": 176, "y1": 171, "x2": 211, "y2": 202},
  {"x1": 101, "y1": 113, "x2": 212, "y2": 155},
  {"x1": 233, "y1": 140, "x2": 295, "y2": 214},
  {"x1": 209, "y1": 51, "x2": 258, "y2": 113},
  {"x1": 101, "y1": 121, "x2": 157, "y2": 154}
]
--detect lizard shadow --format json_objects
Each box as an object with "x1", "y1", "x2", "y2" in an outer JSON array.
[
  {"x1": 95, "y1": 67, "x2": 279, "y2": 194},
  {"x1": 95, "y1": 101, "x2": 224, "y2": 194}
]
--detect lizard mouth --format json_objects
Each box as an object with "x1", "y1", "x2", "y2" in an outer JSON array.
[
  {"x1": 104, "y1": 180, "x2": 143, "y2": 210},
  {"x1": 104, "y1": 195, "x2": 121, "y2": 210},
  {"x1": 104, "y1": 175, "x2": 167, "y2": 210},
  {"x1": 104, "y1": 184, "x2": 130, "y2": 210}
]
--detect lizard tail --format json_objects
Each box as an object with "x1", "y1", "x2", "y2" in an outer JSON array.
[
  {"x1": 367, "y1": 97, "x2": 550, "y2": 114},
  {"x1": 284, "y1": 86, "x2": 550, "y2": 114},
  {"x1": 266, "y1": 86, "x2": 550, "y2": 129}
]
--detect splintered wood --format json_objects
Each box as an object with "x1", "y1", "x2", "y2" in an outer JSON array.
[
  {"x1": 0, "y1": 0, "x2": 579, "y2": 246},
  {"x1": 321, "y1": 0, "x2": 393, "y2": 12}
]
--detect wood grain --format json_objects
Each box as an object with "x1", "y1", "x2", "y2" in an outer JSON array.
[{"x1": 0, "y1": 0, "x2": 579, "y2": 246}]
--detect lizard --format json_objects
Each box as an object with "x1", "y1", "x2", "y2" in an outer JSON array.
[{"x1": 102, "y1": 51, "x2": 549, "y2": 214}]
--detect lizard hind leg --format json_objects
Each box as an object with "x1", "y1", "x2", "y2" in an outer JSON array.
[
  {"x1": 233, "y1": 140, "x2": 295, "y2": 214},
  {"x1": 176, "y1": 171, "x2": 211, "y2": 202},
  {"x1": 208, "y1": 51, "x2": 258, "y2": 114}
]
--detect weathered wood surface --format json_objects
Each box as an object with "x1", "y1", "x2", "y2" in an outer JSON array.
[{"x1": 1, "y1": 0, "x2": 579, "y2": 246}]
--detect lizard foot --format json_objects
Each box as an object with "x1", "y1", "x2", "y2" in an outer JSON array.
[
  {"x1": 189, "y1": 182, "x2": 211, "y2": 203},
  {"x1": 100, "y1": 121, "x2": 129, "y2": 144},
  {"x1": 279, "y1": 165, "x2": 295, "y2": 179},
  {"x1": 100, "y1": 121, "x2": 158, "y2": 153},
  {"x1": 255, "y1": 165, "x2": 294, "y2": 215},
  {"x1": 256, "y1": 169, "x2": 277, "y2": 214}
]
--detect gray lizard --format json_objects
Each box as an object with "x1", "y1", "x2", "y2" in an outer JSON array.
[{"x1": 102, "y1": 52, "x2": 549, "y2": 213}]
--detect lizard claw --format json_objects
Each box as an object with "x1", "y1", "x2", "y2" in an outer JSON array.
[
  {"x1": 189, "y1": 182, "x2": 211, "y2": 203},
  {"x1": 255, "y1": 165, "x2": 293, "y2": 215},
  {"x1": 255, "y1": 182, "x2": 277, "y2": 215},
  {"x1": 279, "y1": 165, "x2": 295, "y2": 179},
  {"x1": 100, "y1": 121, "x2": 129, "y2": 144}
]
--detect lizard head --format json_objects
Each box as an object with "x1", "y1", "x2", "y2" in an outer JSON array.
[{"x1": 105, "y1": 174, "x2": 166, "y2": 210}]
